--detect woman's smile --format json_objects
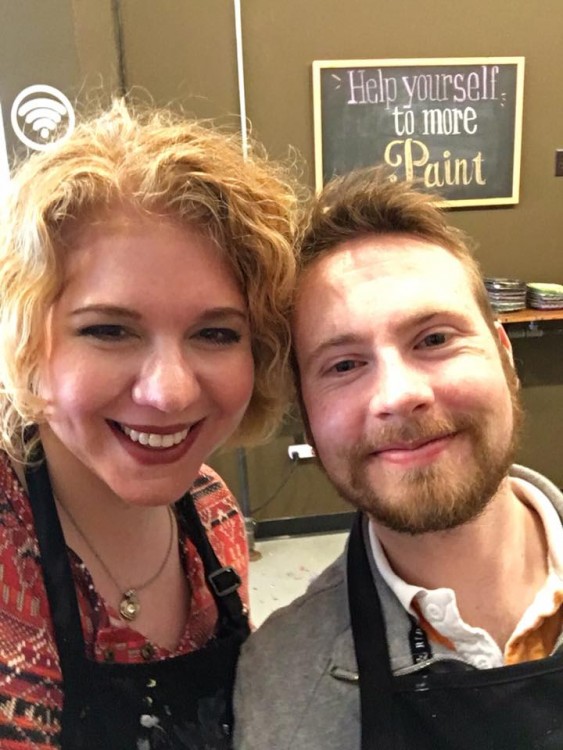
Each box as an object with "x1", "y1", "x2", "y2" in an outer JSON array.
[
  {"x1": 108, "y1": 418, "x2": 205, "y2": 467},
  {"x1": 116, "y1": 422, "x2": 193, "y2": 449}
]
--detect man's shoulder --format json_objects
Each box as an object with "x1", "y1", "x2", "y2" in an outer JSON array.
[
  {"x1": 511, "y1": 464, "x2": 562, "y2": 495},
  {"x1": 247, "y1": 551, "x2": 348, "y2": 653},
  {"x1": 510, "y1": 464, "x2": 563, "y2": 515},
  {"x1": 234, "y1": 553, "x2": 358, "y2": 750}
]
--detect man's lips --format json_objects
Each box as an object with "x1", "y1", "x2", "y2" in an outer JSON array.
[
  {"x1": 373, "y1": 433, "x2": 455, "y2": 454},
  {"x1": 369, "y1": 433, "x2": 457, "y2": 465}
]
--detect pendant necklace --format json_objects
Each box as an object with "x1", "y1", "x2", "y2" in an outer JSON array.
[{"x1": 56, "y1": 497, "x2": 176, "y2": 622}]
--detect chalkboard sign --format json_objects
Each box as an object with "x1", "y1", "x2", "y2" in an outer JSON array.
[{"x1": 313, "y1": 57, "x2": 525, "y2": 207}]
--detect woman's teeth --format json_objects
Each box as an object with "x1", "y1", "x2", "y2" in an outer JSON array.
[{"x1": 120, "y1": 425, "x2": 189, "y2": 449}]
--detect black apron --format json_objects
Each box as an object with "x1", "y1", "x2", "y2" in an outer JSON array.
[
  {"x1": 25, "y1": 460, "x2": 250, "y2": 750},
  {"x1": 348, "y1": 511, "x2": 563, "y2": 750}
]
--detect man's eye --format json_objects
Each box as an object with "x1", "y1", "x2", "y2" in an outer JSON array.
[
  {"x1": 333, "y1": 359, "x2": 358, "y2": 373},
  {"x1": 196, "y1": 328, "x2": 242, "y2": 345},
  {"x1": 78, "y1": 324, "x2": 130, "y2": 341},
  {"x1": 418, "y1": 332, "x2": 448, "y2": 348}
]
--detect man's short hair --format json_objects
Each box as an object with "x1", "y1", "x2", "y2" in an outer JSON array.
[{"x1": 298, "y1": 166, "x2": 496, "y2": 331}]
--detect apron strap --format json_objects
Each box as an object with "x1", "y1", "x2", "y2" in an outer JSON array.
[
  {"x1": 25, "y1": 459, "x2": 88, "y2": 704},
  {"x1": 176, "y1": 493, "x2": 250, "y2": 634},
  {"x1": 348, "y1": 511, "x2": 397, "y2": 749},
  {"x1": 26, "y1": 457, "x2": 248, "y2": 663}
]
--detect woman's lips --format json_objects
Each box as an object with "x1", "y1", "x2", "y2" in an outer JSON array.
[{"x1": 108, "y1": 419, "x2": 203, "y2": 465}]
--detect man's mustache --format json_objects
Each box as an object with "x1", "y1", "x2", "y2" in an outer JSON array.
[{"x1": 349, "y1": 414, "x2": 479, "y2": 458}]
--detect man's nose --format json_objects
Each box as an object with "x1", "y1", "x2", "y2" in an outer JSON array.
[
  {"x1": 368, "y1": 354, "x2": 434, "y2": 419},
  {"x1": 132, "y1": 347, "x2": 201, "y2": 413}
]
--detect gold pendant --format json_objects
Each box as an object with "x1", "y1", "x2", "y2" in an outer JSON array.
[{"x1": 119, "y1": 589, "x2": 141, "y2": 621}]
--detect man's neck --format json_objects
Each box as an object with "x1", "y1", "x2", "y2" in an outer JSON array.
[{"x1": 371, "y1": 477, "x2": 549, "y2": 650}]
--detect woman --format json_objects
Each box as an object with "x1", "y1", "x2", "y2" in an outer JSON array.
[{"x1": 0, "y1": 100, "x2": 296, "y2": 749}]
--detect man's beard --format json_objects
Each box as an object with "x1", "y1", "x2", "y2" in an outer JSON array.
[{"x1": 318, "y1": 363, "x2": 523, "y2": 536}]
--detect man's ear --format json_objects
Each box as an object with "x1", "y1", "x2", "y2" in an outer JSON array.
[
  {"x1": 494, "y1": 321, "x2": 514, "y2": 366},
  {"x1": 290, "y1": 348, "x2": 317, "y2": 452},
  {"x1": 296, "y1": 392, "x2": 316, "y2": 453}
]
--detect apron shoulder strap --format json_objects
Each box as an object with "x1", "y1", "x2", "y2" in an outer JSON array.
[
  {"x1": 176, "y1": 493, "x2": 249, "y2": 634},
  {"x1": 348, "y1": 511, "x2": 397, "y2": 748},
  {"x1": 25, "y1": 459, "x2": 88, "y2": 696}
]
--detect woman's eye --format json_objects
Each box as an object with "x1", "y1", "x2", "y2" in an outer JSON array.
[
  {"x1": 418, "y1": 332, "x2": 448, "y2": 349},
  {"x1": 196, "y1": 327, "x2": 242, "y2": 345},
  {"x1": 78, "y1": 324, "x2": 130, "y2": 341}
]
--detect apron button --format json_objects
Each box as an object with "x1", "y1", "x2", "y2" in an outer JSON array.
[
  {"x1": 141, "y1": 643, "x2": 155, "y2": 661},
  {"x1": 474, "y1": 655, "x2": 492, "y2": 669},
  {"x1": 426, "y1": 603, "x2": 443, "y2": 621}
]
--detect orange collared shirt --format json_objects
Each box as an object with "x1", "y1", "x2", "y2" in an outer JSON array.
[{"x1": 370, "y1": 474, "x2": 563, "y2": 670}]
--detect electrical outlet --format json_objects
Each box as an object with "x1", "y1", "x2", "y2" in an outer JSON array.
[
  {"x1": 555, "y1": 149, "x2": 563, "y2": 177},
  {"x1": 288, "y1": 443, "x2": 315, "y2": 460}
]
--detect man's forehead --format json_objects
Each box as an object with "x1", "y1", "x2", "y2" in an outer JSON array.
[{"x1": 296, "y1": 233, "x2": 468, "y2": 298}]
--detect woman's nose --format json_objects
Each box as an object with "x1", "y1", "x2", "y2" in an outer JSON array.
[{"x1": 132, "y1": 349, "x2": 202, "y2": 413}]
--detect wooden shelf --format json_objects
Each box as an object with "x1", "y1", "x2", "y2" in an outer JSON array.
[{"x1": 498, "y1": 308, "x2": 563, "y2": 324}]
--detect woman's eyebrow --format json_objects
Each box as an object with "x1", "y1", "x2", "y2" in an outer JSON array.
[
  {"x1": 195, "y1": 307, "x2": 249, "y2": 323},
  {"x1": 69, "y1": 304, "x2": 248, "y2": 323},
  {"x1": 69, "y1": 304, "x2": 141, "y2": 320}
]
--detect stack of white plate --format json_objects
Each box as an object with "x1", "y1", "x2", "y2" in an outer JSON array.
[
  {"x1": 484, "y1": 278, "x2": 527, "y2": 313},
  {"x1": 526, "y1": 282, "x2": 563, "y2": 310}
]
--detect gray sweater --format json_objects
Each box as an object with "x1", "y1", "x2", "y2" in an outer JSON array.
[{"x1": 233, "y1": 465, "x2": 563, "y2": 750}]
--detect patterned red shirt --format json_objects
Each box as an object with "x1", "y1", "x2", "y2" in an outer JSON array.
[{"x1": 0, "y1": 454, "x2": 249, "y2": 748}]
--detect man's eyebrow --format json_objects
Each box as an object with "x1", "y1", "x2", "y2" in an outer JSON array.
[
  {"x1": 301, "y1": 310, "x2": 464, "y2": 367},
  {"x1": 396, "y1": 310, "x2": 470, "y2": 332},
  {"x1": 394, "y1": 311, "x2": 442, "y2": 332},
  {"x1": 303, "y1": 333, "x2": 362, "y2": 368},
  {"x1": 379, "y1": 310, "x2": 464, "y2": 335}
]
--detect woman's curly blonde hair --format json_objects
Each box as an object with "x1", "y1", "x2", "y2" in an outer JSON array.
[{"x1": 0, "y1": 99, "x2": 298, "y2": 462}]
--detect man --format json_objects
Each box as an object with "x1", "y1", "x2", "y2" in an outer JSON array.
[{"x1": 234, "y1": 168, "x2": 563, "y2": 750}]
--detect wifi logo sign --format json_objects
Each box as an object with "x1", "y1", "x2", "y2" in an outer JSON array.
[{"x1": 11, "y1": 84, "x2": 75, "y2": 152}]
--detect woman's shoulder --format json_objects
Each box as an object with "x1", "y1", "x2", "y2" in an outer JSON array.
[
  {"x1": 187, "y1": 465, "x2": 248, "y2": 577},
  {"x1": 0, "y1": 454, "x2": 62, "y2": 742},
  {"x1": 0, "y1": 452, "x2": 40, "y2": 557},
  {"x1": 0, "y1": 451, "x2": 33, "y2": 520},
  {"x1": 191, "y1": 463, "x2": 232, "y2": 495},
  {"x1": 0, "y1": 453, "x2": 52, "y2": 619},
  {"x1": 189, "y1": 465, "x2": 242, "y2": 526}
]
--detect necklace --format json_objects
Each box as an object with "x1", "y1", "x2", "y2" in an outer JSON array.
[{"x1": 56, "y1": 497, "x2": 176, "y2": 622}]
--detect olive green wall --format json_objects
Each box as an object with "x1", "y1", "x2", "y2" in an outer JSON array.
[
  {"x1": 0, "y1": 0, "x2": 118, "y2": 157},
  {"x1": 119, "y1": 0, "x2": 239, "y2": 121},
  {"x1": 1, "y1": 1, "x2": 561, "y2": 519},
  {"x1": 238, "y1": 0, "x2": 563, "y2": 282}
]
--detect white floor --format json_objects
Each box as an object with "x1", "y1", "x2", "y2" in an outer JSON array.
[{"x1": 248, "y1": 531, "x2": 348, "y2": 627}]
